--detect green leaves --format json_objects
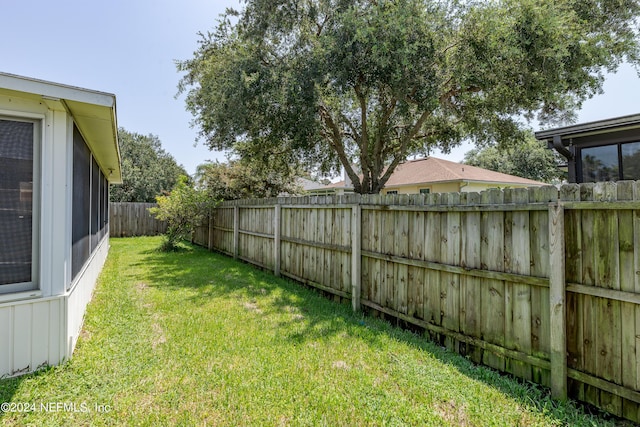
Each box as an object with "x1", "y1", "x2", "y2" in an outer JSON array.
[
  {"x1": 178, "y1": 0, "x2": 639, "y2": 193},
  {"x1": 195, "y1": 157, "x2": 304, "y2": 200},
  {"x1": 464, "y1": 133, "x2": 566, "y2": 183},
  {"x1": 149, "y1": 176, "x2": 218, "y2": 251},
  {"x1": 110, "y1": 128, "x2": 187, "y2": 203}
]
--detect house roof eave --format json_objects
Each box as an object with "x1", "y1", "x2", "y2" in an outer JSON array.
[
  {"x1": 535, "y1": 113, "x2": 640, "y2": 144},
  {"x1": 0, "y1": 72, "x2": 122, "y2": 183}
]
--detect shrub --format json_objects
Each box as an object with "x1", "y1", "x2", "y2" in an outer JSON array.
[{"x1": 149, "y1": 176, "x2": 218, "y2": 251}]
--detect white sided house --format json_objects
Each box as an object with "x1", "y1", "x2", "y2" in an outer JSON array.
[{"x1": 0, "y1": 73, "x2": 121, "y2": 377}]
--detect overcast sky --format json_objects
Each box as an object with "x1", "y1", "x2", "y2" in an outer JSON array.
[{"x1": 2, "y1": 0, "x2": 638, "y2": 175}]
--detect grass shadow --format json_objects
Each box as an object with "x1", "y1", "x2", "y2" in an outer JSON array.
[
  {"x1": 0, "y1": 237, "x2": 614, "y2": 425},
  {"x1": 130, "y1": 238, "x2": 623, "y2": 425},
  {"x1": 0, "y1": 366, "x2": 56, "y2": 419},
  {"x1": 0, "y1": 374, "x2": 24, "y2": 415}
]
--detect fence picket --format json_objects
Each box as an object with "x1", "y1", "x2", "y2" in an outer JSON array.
[
  {"x1": 194, "y1": 182, "x2": 640, "y2": 424},
  {"x1": 109, "y1": 203, "x2": 166, "y2": 237}
]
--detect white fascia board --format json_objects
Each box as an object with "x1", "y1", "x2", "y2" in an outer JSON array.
[
  {"x1": 0, "y1": 72, "x2": 122, "y2": 183},
  {"x1": 0, "y1": 72, "x2": 114, "y2": 107}
]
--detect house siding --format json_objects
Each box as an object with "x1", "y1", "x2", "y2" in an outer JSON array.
[
  {"x1": 0, "y1": 296, "x2": 65, "y2": 377},
  {"x1": 66, "y1": 234, "x2": 109, "y2": 356},
  {"x1": 382, "y1": 181, "x2": 537, "y2": 195},
  {"x1": 0, "y1": 78, "x2": 116, "y2": 378}
]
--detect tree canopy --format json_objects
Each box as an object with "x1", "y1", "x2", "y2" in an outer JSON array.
[
  {"x1": 178, "y1": 0, "x2": 639, "y2": 194},
  {"x1": 195, "y1": 158, "x2": 303, "y2": 200},
  {"x1": 463, "y1": 134, "x2": 565, "y2": 183},
  {"x1": 110, "y1": 128, "x2": 188, "y2": 202}
]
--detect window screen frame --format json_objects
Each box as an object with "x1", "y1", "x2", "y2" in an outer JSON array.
[
  {"x1": 576, "y1": 136, "x2": 640, "y2": 183},
  {"x1": 71, "y1": 124, "x2": 110, "y2": 284},
  {"x1": 90, "y1": 156, "x2": 100, "y2": 253},
  {"x1": 0, "y1": 115, "x2": 41, "y2": 294},
  {"x1": 72, "y1": 126, "x2": 91, "y2": 280}
]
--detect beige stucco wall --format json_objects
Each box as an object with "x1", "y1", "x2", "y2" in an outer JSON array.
[
  {"x1": 382, "y1": 181, "x2": 541, "y2": 195},
  {"x1": 382, "y1": 182, "x2": 461, "y2": 194},
  {"x1": 311, "y1": 180, "x2": 542, "y2": 196}
]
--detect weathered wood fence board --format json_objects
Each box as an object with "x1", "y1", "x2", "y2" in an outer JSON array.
[
  {"x1": 191, "y1": 182, "x2": 640, "y2": 424},
  {"x1": 109, "y1": 202, "x2": 166, "y2": 237}
]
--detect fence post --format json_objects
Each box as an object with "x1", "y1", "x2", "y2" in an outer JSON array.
[
  {"x1": 274, "y1": 204, "x2": 281, "y2": 277},
  {"x1": 549, "y1": 202, "x2": 567, "y2": 400},
  {"x1": 233, "y1": 205, "x2": 239, "y2": 259},
  {"x1": 208, "y1": 209, "x2": 214, "y2": 251},
  {"x1": 351, "y1": 203, "x2": 362, "y2": 312}
]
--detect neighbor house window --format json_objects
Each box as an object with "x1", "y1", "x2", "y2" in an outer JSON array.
[
  {"x1": 0, "y1": 117, "x2": 40, "y2": 293},
  {"x1": 386, "y1": 190, "x2": 398, "y2": 195},
  {"x1": 581, "y1": 145, "x2": 618, "y2": 182},
  {"x1": 580, "y1": 141, "x2": 640, "y2": 182},
  {"x1": 419, "y1": 188, "x2": 431, "y2": 194},
  {"x1": 622, "y1": 142, "x2": 640, "y2": 180}
]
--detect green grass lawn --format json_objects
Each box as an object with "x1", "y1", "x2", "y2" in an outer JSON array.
[{"x1": 0, "y1": 237, "x2": 624, "y2": 426}]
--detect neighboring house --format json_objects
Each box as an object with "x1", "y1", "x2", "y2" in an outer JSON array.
[
  {"x1": 296, "y1": 177, "x2": 336, "y2": 195},
  {"x1": 0, "y1": 73, "x2": 121, "y2": 377},
  {"x1": 310, "y1": 157, "x2": 546, "y2": 195},
  {"x1": 277, "y1": 177, "x2": 331, "y2": 196},
  {"x1": 535, "y1": 113, "x2": 640, "y2": 183},
  {"x1": 297, "y1": 177, "x2": 331, "y2": 193}
]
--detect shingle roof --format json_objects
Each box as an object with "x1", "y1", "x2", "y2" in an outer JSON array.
[
  {"x1": 384, "y1": 157, "x2": 546, "y2": 187},
  {"x1": 327, "y1": 157, "x2": 547, "y2": 189}
]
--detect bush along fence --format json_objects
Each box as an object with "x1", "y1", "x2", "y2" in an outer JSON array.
[
  {"x1": 109, "y1": 202, "x2": 167, "y2": 237},
  {"x1": 193, "y1": 181, "x2": 640, "y2": 423}
]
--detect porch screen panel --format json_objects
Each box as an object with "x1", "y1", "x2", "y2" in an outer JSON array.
[
  {"x1": 101, "y1": 172, "x2": 108, "y2": 238},
  {"x1": 90, "y1": 157, "x2": 100, "y2": 252},
  {"x1": 72, "y1": 126, "x2": 91, "y2": 279},
  {"x1": 102, "y1": 176, "x2": 109, "y2": 235},
  {"x1": 0, "y1": 119, "x2": 33, "y2": 286}
]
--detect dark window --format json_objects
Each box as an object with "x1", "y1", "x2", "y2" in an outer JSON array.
[
  {"x1": 0, "y1": 119, "x2": 36, "y2": 289},
  {"x1": 100, "y1": 172, "x2": 108, "y2": 240},
  {"x1": 91, "y1": 157, "x2": 100, "y2": 252},
  {"x1": 580, "y1": 141, "x2": 640, "y2": 183},
  {"x1": 72, "y1": 126, "x2": 110, "y2": 281},
  {"x1": 72, "y1": 127, "x2": 91, "y2": 279},
  {"x1": 386, "y1": 190, "x2": 398, "y2": 195},
  {"x1": 581, "y1": 145, "x2": 619, "y2": 183},
  {"x1": 419, "y1": 188, "x2": 431, "y2": 194},
  {"x1": 622, "y1": 141, "x2": 640, "y2": 180}
]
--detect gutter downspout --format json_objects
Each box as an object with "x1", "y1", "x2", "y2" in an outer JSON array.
[{"x1": 551, "y1": 135, "x2": 576, "y2": 183}]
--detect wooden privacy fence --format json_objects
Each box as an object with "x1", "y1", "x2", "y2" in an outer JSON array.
[
  {"x1": 109, "y1": 202, "x2": 167, "y2": 237},
  {"x1": 193, "y1": 182, "x2": 640, "y2": 423}
]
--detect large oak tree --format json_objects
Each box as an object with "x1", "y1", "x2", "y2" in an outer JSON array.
[
  {"x1": 178, "y1": 0, "x2": 639, "y2": 194},
  {"x1": 195, "y1": 158, "x2": 304, "y2": 200},
  {"x1": 110, "y1": 128, "x2": 187, "y2": 202}
]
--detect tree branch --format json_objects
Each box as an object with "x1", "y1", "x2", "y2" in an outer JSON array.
[
  {"x1": 372, "y1": 95, "x2": 398, "y2": 187},
  {"x1": 354, "y1": 83, "x2": 373, "y2": 192},
  {"x1": 374, "y1": 109, "x2": 433, "y2": 191},
  {"x1": 318, "y1": 104, "x2": 362, "y2": 192}
]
